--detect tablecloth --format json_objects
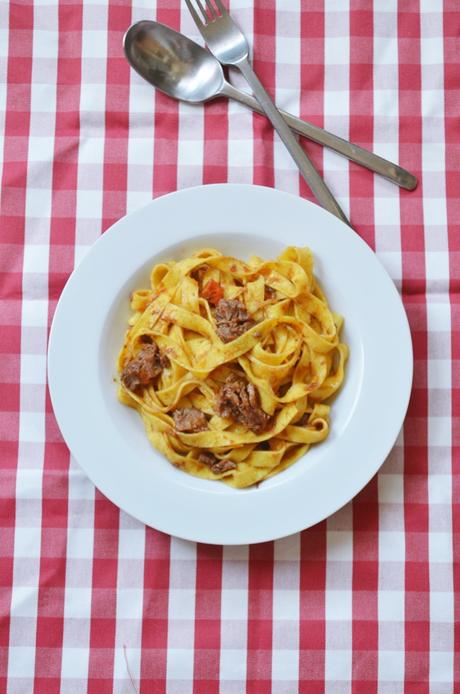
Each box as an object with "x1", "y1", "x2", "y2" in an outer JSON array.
[{"x1": 1, "y1": 0, "x2": 458, "y2": 691}]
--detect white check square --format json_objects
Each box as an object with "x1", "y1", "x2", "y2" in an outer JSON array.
[
  {"x1": 428, "y1": 417, "x2": 452, "y2": 448},
  {"x1": 76, "y1": 190, "x2": 103, "y2": 220},
  {"x1": 428, "y1": 474, "x2": 451, "y2": 505},
  {"x1": 9, "y1": 586, "x2": 37, "y2": 618},
  {"x1": 78, "y1": 135, "x2": 105, "y2": 164},
  {"x1": 0, "y1": 29, "x2": 8, "y2": 57},
  {"x1": 374, "y1": 35, "x2": 399, "y2": 65},
  {"x1": 379, "y1": 531, "x2": 405, "y2": 562},
  {"x1": 220, "y1": 589, "x2": 248, "y2": 620},
  {"x1": 169, "y1": 537, "x2": 197, "y2": 560},
  {"x1": 14, "y1": 527, "x2": 41, "y2": 559},
  {"x1": 374, "y1": 89, "x2": 400, "y2": 118},
  {"x1": 325, "y1": 36, "x2": 349, "y2": 65},
  {"x1": 22, "y1": 243, "x2": 49, "y2": 275},
  {"x1": 425, "y1": 251, "x2": 449, "y2": 282},
  {"x1": 117, "y1": 528, "x2": 146, "y2": 560},
  {"x1": 379, "y1": 475, "x2": 404, "y2": 505},
  {"x1": 378, "y1": 591, "x2": 404, "y2": 622},
  {"x1": 66, "y1": 528, "x2": 94, "y2": 559},
  {"x1": 271, "y1": 650, "x2": 299, "y2": 681},
  {"x1": 18, "y1": 412, "x2": 45, "y2": 444},
  {"x1": 219, "y1": 649, "x2": 246, "y2": 681},
  {"x1": 26, "y1": 188, "x2": 51, "y2": 219},
  {"x1": 426, "y1": 301, "x2": 451, "y2": 332},
  {"x1": 116, "y1": 588, "x2": 144, "y2": 620},
  {"x1": 378, "y1": 651, "x2": 404, "y2": 682},
  {"x1": 166, "y1": 649, "x2": 194, "y2": 681},
  {"x1": 429, "y1": 651, "x2": 453, "y2": 682},
  {"x1": 429, "y1": 532, "x2": 453, "y2": 564},
  {"x1": 374, "y1": 197, "x2": 401, "y2": 226},
  {"x1": 276, "y1": 36, "x2": 299, "y2": 65},
  {"x1": 113, "y1": 647, "x2": 141, "y2": 682},
  {"x1": 325, "y1": 590, "x2": 352, "y2": 621},
  {"x1": 428, "y1": 359, "x2": 451, "y2": 389},
  {"x1": 79, "y1": 83, "x2": 107, "y2": 113},
  {"x1": 20, "y1": 354, "x2": 47, "y2": 385},
  {"x1": 126, "y1": 192, "x2": 152, "y2": 215},
  {"x1": 274, "y1": 534, "x2": 300, "y2": 561},
  {"x1": 63, "y1": 588, "x2": 92, "y2": 619},
  {"x1": 327, "y1": 531, "x2": 353, "y2": 561},
  {"x1": 420, "y1": 37, "x2": 444, "y2": 65},
  {"x1": 324, "y1": 90, "x2": 349, "y2": 117},
  {"x1": 430, "y1": 591, "x2": 454, "y2": 623},
  {"x1": 30, "y1": 84, "x2": 57, "y2": 115},
  {"x1": 325, "y1": 649, "x2": 352, "y2": 682},
  {"x1": 178, "y1": 140, "x2": 204, "y2": 167},
  {"x1": 422, "y1": 143, "x2": 446, "y2": 171},
  {"x1": 7, "y1": 647, "x2": 36, "y2": 679},
  {"x1": 423, "y1": 197, "x2": 447, "y2": 226},
  {"x1": 82, "y1": 30, "x2": 109, "y2": 58},
  {"x1": 167, "y1": 589, "x2": 196, "y2": 621},
  {"x1": 273, "y1": 590, "x2": 299, "y2": 621},
  {"x1": 33, "y1": 30, "x2": 58, "y2": 58},
  {"x1": 61, "y1": 647, "x2": 90, "y2": 679}
]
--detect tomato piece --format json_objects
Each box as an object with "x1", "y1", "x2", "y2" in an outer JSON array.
[{"x1": 201, "y1": 279, "x2": 224, "y2": 306}]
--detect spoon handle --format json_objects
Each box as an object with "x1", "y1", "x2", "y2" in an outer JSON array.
[{"x1": 221, "y1": 81, "x2": 417, "y2": 191}]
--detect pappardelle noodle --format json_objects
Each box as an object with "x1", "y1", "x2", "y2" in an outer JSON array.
[{"x1": 117, "y1": 246, "x2": 348, "y2": 488}]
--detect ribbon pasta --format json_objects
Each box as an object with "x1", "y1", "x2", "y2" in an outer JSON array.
[{"x1": 117, "y1": 246, "x2": 348, "y2": 488}]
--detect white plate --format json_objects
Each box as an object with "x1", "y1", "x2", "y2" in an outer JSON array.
[{"x1": 48, "y1": 184, "x2": 412, "y2": 545}]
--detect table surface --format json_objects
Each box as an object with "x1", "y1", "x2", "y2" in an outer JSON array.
[{"x1": 1, "y1": 0, "x2": 459, "y2": 691}]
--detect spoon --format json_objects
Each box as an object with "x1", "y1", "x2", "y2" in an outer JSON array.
[{"x1": 123, "y1": 20, "x2": 417, "y2": 191}]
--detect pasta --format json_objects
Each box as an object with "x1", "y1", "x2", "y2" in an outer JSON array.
[{"x1": 116, "y1": 246, "x2": 348, "y2": 488}]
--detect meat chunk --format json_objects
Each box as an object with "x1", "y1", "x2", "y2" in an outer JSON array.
[
  {"x1": 191, "y1": 264, "x2": 209, "y2": 283},
  {"x1": 216, "y1": 373, "x2": 272, "y2": 434},
  {"x1": 198, "y1": 451, "x2": 237, "y2": 475},
  {"x1": 264, "y1": 285, "x2": 276, "y2": 300},
  {"x1": 121, "y1": 343, "x2": 167, "y2": 392},
  {"x1": 173, "y1": 407, "x2": 208, "y2": 433},
  {"x1": 200, "y1": 280, "x2": 224, "y2": 306},
  {"x1": 214, "y1": 299, "x2": 255, "y2": 343}
]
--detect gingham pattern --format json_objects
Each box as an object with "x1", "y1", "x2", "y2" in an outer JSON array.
[{"x1": 0, "y1": 0, "x2": 458, "y2": 691}]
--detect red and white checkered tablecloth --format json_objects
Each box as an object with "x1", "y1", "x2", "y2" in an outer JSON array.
[{"x1": 1, "y1": 0, "x2": 459, "y2": 691}]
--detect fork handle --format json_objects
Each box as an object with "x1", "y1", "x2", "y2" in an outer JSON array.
[
  {"x1": 221, "y1": 81, "x2": 417, "y2": 191},
  {"x1": 236, "y1": 58, "x2": 351, "y2": 227}
]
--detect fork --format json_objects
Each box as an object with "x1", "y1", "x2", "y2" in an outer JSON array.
[{"x1": 184, "y1": 0, "x2": 351, "y2": 227}]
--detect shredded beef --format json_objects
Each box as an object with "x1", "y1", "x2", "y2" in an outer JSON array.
[
  {"x1": 216, "y1": 373, "x2": 272, "y2": 434},
  {"x1": 198, "y1": 451, "x2": 217, "y2": 466},
  {"x1": 173, "y1": 407, "x2": 208, "y2": 433},
  {"x1": 264, "y1": 285, "x2": 276, "y2": 300},
  {"x1": 258, "y1": 441, "x2": 271, "y2": 451},
  {"x1": 121, "y1": 343, "x2": 167, "y2": 392},
  {"x1": 191, "y1": 264, "x2": 209, "y2": 283},
  {"x1": 211, "y1": 459, "x2": 237, "y2": 474},
  {"x1": 214, "y1": 299, "x2": 255, "y2": 343},
  {"x1": 198, "y1": 451, "x2": 237, "y2": 475}
]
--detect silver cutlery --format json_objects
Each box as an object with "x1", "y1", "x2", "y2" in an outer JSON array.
[
  {"x1": 183, "y1": 0, "x2": 351, "y2": 226},
  {"x1": 124, "y1": 20, "x2": 417, "y2": 192}
]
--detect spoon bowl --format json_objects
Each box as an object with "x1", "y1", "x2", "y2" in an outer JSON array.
[{"x1": 124, "y1": 20, "x2": 225, "y2": 103}]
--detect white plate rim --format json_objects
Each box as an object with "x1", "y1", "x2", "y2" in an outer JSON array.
[{"x1": 48, "y1": 184, "x2": 413, "y2": 544}]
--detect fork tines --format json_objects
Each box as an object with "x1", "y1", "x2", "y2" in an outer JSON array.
[{"x1": 185, "y1": 0, "x2": 227, "y2": 24}]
